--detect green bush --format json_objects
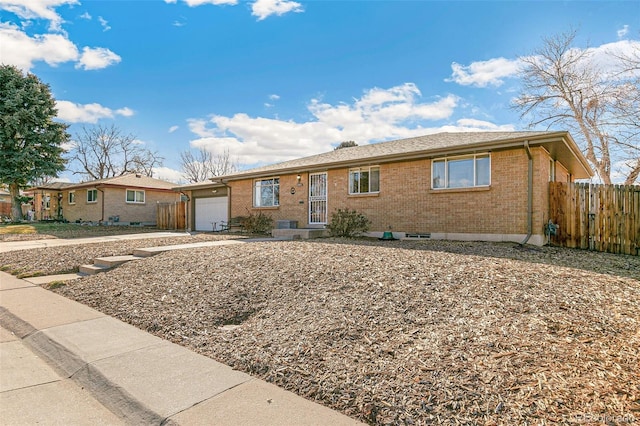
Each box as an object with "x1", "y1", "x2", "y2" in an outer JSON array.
[
  {"x1": 327, "y1": 209, "x2": 370, "y2": 237},
  {"x1": 243, "y1": 211, "x2": 273, "y2": 234}
]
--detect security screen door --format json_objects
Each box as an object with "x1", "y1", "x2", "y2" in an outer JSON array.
[{"x1": 309, "y1": 172, "x2": 327, "y2": 224}]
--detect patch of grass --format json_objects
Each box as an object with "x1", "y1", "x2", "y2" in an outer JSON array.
[
  {"x1": 0, "y1": 222, "x2": 162, "y2": 239},
  {"x1": 46, "y1": 281, "x2": 67, "y2": 289},
  {"x1": 0, "y1": 224, "x2": 37, "y2": 235},
  {"x1": 17, "y1": 270, "x2": 44, "y2": 279}
]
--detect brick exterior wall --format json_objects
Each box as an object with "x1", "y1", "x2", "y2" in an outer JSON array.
[
  {"x1": 227, "y1": 146, "x2": 574, "y2": 243},
  {"x1": 62, "y1": 187, "x2": 179, "y2": 224}
]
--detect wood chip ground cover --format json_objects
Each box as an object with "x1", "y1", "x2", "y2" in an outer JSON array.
[
  {"x1": 12, "y1": 239, "x2": 640, "y2": 424},
  {"x1": 0, "y1": 234, "x2": 240, "y2": 276}
]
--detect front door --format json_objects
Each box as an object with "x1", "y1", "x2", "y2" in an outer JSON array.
[{"x1": 309, "y1": 172, "x2": 327, "y2": 224}]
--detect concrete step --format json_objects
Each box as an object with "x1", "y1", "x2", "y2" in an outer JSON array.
[
  {"x1": 271, "y1": 228, "x2": 329, "y2": 239},
  {"x1": 132, "y1": 247, "x2": 163, "y2": 258},
  {"x1": 93, "y1": 255, "x2": 144, "y2": 268},
  {"x1": 78, "y1": 264, "x2": 112, "y2": 275}
]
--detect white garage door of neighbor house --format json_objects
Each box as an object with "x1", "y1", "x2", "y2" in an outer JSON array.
[{"x1": 194, "y1": 197, "x2": 228, "y2": 231}]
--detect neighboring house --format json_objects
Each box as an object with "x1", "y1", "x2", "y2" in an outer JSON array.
[
  {"x1": 175, "y1": 131, "x2": 593, "y2": 245},
  {"x1": 26, "y1": 182, "x2": 75, "y2": 220},
  {"x1": 29, "y1": 174, "x2": 180, "y2": 225},
  {"x1": 0, "y1": 188, "x2": 11, "y2": 218}
]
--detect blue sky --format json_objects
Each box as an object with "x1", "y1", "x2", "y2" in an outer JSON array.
[{"x1": 1, "y1": 0, "x2": 639, "y2": 183}]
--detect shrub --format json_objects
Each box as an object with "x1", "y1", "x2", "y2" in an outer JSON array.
[
  {"x1": 327, "y1": 209, "x2": 370, "y2": 237},
  {"x1": 243, "y1": 211, "x2": 273, "y2": 234}
]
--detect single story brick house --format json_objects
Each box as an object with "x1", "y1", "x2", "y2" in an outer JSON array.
[
  {"x1": 29, "y1": 173, "x2": 180, "y2": 225},
  {"x1": 0, "y1": 188, "x2": 12, "y2": 218},
  {"x1": 175, "y1": 131, "x2": 593, "y2": 245}
]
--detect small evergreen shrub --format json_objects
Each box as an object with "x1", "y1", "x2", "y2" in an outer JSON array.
[
  {"x1": 243, "y1": 211, "x2": 273, "y2": 234},
  {"x1": 327, "y1": 209, "x2": 370, "y2": 237}
]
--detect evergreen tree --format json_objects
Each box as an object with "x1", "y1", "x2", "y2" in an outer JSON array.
[{"x1": 0, "y1": 65, "x2": 68, "y2": 220}]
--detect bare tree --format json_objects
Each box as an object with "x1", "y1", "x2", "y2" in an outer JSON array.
[
  {"x1": 68, "y1": 124, "x2": 164, "y2": 181},
  {"x1": 180, "y1": 147, "x2": 239, "y2": 183},
  {"x1": 513, "y1": 30, "x2": 640, "y2": 184}
]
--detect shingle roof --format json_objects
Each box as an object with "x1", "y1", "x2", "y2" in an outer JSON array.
[
  {"x1": 33, "y1": 174, "x2": 176, "y2": 191},
  {"x1": 174, "y1": 130, "x2": 593, "y2": 190},
  {"x1": 27, "y1": 181, "x2": 76, "y2": 191},
  {"x1": 248, "y1": 131, "x2": 589, "y2": 175},
  {"x1": 236, "y1": 131, "x2": 551, "y2": 175}
]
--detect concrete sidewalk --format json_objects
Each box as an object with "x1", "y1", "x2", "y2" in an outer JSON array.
[
  {"x1": 0, "y1": 270, "x2": 362, "y2": 425},
  {"x1": 0, "y1": 232, "x2": 191, "y2": 253}
]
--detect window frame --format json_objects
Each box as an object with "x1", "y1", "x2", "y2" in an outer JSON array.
[
  {"x1": 87, "y1": 189, "x2": 98, "y2": 203},
  {"x1": 253, "y1": 177, "x2": 280, "y2": 208},
  {"x1": 125, "y1": 189, "x2": 146, "y2": 204},
  {"x1": 348, "y1": 166, "x2": 380, "y2": 195},
  {"x1": 431, "y1": 153, "x2": 491, "y2": 190},
  {"x1": 68, "y1": 191, "x2": 76, "y2": 205}
]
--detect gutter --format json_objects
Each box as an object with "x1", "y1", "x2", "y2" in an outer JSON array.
[{"x1": 520, "y1": 141, "x2": 533, "y2": 245}]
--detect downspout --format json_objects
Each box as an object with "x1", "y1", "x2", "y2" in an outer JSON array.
[
  {"x1": 220, "y1": 180, "x2": 231, "y2": 221},
  {"x1": 179, "y1": 191, "x2": 190, "y2": 231},
  {"x1": 520, "y1": 141, "x2": 533, "y2": 245},
  {"x1": 97, "y1": 187, "x2": 105, "y2": 224}
]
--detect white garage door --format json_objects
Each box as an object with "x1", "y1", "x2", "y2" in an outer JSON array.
[{"x1": 194, "y1": 197, "x2": 228, "y2": 231}]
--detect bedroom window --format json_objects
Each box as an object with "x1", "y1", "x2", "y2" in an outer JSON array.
[
  {"x1": 254, "y1": 177, "x2": 279, "y2": 207},
  {"x1": 349, "y1": 166, "x2": 380, "y2": 194},
  {"x1": 68, "y1": 191, "x2": 76, "y2": 205},
  {"x1": 87, "y1": 189, "x2": 98, "y2": 203},
  {"x1": 432, "y1": 154, "x2": 490, "y2": 189},
  {"x1": 126, "y1": 189, "x2": 145, "y2": 203}
]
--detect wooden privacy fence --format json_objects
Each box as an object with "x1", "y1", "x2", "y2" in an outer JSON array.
[
  {"x1": 549, "y1": 182, "x2": 640, "y2": 256},
  {"x1": 157, "y1": 201, "x2": 186, "y2": 230}
]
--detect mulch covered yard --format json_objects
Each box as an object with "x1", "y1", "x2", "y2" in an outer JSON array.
[{"x1": 30, "y1": 239, "x2": 640, "y2": 424}]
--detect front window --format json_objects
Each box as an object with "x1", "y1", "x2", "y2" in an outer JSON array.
[
  {"x1": 126, "y1": 189, "x2": 145, "y2": 203},
  {"x1": 349, "y1": 166, "x2": 380, "y2": 194},
  {"x1": 254, "y1": 177, "x2": 279, "y2": 207},
  {"x1": 43, "y1": 194, "x2": 50, "y2": 210},
  {"x1": 68, "y1": 191, "x2": 76, "y2": 205},
  {"x1": 432, "y1": 154, "x2": 490, "y2": 189},
  {"x1": 87, "y1": 189, "x2": 98, "y2": 203}
]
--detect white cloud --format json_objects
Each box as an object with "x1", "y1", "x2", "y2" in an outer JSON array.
[
  {"x1": 447, "y1": 57, "x2": 522, "y2": 88},
  {"x1": 152, "y1": 167, "x2": 185, "y2": 184},
  {"x1": 0, "y1": 22, "x2": 122, "y2": 71},
  {"x1": 164, "y1": 0, "x2": 301, "y2": 19},
  {"x1": 587, "y1": 39, "x2": 640, "y2": 78},
  {"x1": 251, "y1": 0, "x2": 303, "y2": 20},
  {"x1": 617, "y1": 25, "x2": 629, "y2": 39},
  {"x1": 175, "y1": 0, "x2": 238, "y2": 6},
  {"x1": 186, "y1": 83, "x2": 510, "y2": 166},
  {"x1": 76, "y1": 46, "x2": 121, "y2": 70},
  {"x1": 169, "y1": 125, "x2": 179, "y2": 133},
  {"x1": 0, "y1": 22, "x2": 78, "y2": 69},
  {"x1": 0, "y1": 0, "x2": 78, "y2": 31},
  {"x1": 269, "y1": 94, "x2": 280, "y2": 100},
  {"x1": 78, "y1": 11, "x2": 91, "y2": 20},
  {"x1": 98, "y1": 16, "x2": 111, "y2": 32},
  {"x1": 56, "y1": 100, "x2": 135, "y2": 123},
  {"x1": 115, "y1": 107, "x2": 134, "y2": 117}
]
